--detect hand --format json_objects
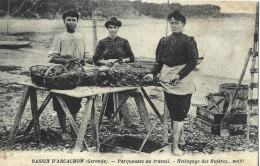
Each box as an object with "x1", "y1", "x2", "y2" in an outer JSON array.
[
  {"x1": 143, "y1": 74, "x2": 154, "y2": 82},
  {"x1": 99, "y1": 59, "x2": 110, "y2": 65},
  {"x1": 121, "y1": 59, "x2": 126, "y2": 63},
  {"x1": 123, "y1": 58, "x2": 130, "y2": 63},
  {"x1": 170, "y1": 75, "x2": 180, "y2": 85}
]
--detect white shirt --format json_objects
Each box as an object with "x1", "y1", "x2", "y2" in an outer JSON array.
[{"x1": 49, "y1": 31, "x2": 87, "y2": 59}]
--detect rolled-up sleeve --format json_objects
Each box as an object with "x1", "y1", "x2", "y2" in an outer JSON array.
[
  {"x1": 177, "y1": 37, "x2": 198, "y2": 79},
  {"x1": 151, "y1": 37, "x2": 164, "y2": 76}
]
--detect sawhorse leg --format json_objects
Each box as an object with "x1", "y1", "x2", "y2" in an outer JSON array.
[
  {"x1": 132, "y1": 91, "x2": 152, "y2": 133},
  {"x1": 98, "y1": 94, "x2": 109, "y2": 128},
  {"x1": 140, "y1": 87, "x2": 163, "y2": 123},
  {"x1": 6, "y1": 86, "x2": 30, "y2": 150},
  {"x1": 110, "y1": 93, "x2": 130, "y2": 122},
  {"x1": 6, "y1": 87, "x2": 52, "y2": 150},
  {"x1": 55, "y1": 94, "x2": 90, "y2": 152},
  {"x1": 74, "y1": 96, "x2": 95, "y2": 152},
  {"x1": 99, "y1": 92, "x2": 129, "y2": 126},
  {"x1": 29, "y1": 88, "x2": 41, "y2": 143},
  {"x1": 24, "y1": 93, "x2": 53, "y2": 135}
]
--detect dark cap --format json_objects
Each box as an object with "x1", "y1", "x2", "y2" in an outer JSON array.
[
  {"x1": 167, "y1": 10, "x2": 186, "y2": 25},
  {"x1": 105, "y1": 17, "x2": 122, "y2": 28},
  {"x1": 62, "y1": 10, "x2": 79, "y2": 21}
]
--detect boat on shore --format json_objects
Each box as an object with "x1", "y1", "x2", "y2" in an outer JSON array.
[{"x1": 0, "y1": 41, "x2": 30, "y2": 49}]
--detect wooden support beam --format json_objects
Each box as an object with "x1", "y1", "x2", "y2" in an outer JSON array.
[
  {"x1": 140, "y1": 87, "x2": 163, "y2": 123},
  {"x1": 139, "y1": 120, "x2": 159, "y2": 152},
  {"x1": 24, "y1": 93, "x2": 53, "y2": 135},
  {"x1": 55, "y1": 94, "x2": 88, "y2": 150},
  {"x1": 110, "y1": 93, "x2": 130, "y2": 122},
  {"x1": 133, "y1": 91, "x2": 152, "y2": 133},
  {"x1": 113, "y1": 93, "x2": 119, "y2": 122},
  {"x1": 29, "y1": 88, "x2": 41, "y2": 143},
  {"x1": 92, "y1": 99, "x2": 99, "y2": 152},
  {"x1": 6, "y1": 86, "x2": 30, "y2": 150},
  {"x1": 74, "y1": 98, "x2": 94, "y2": 152},
  {"x1": 98, "y1": 94, "x2": 109, "y2": 128}
]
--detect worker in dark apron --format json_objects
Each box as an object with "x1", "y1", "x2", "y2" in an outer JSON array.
[{"x1": 144, "y1": 10, "x2": 198, "y2": 155}]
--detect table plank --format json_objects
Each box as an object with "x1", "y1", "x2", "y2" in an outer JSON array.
[
  {"x1": 16, "y1": 81, "x2": 138, "y2": 98},
  {"x1": 51, "y1": 87, "x2": 137, "y2": 98},
  {"x1": 15, "y1": 81, "x2": 49, "y2": 90}
]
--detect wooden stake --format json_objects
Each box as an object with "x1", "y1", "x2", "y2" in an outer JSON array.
[
  {"x1": 92, "y1": 10, "x2": 98, "y2": 53},
  {"x1": 247, "y1": 2, "x2": 259, "y2": 142},
  {"x1": 220, "y1": 48, "x2": 252, "y2": 137},
  {"x1": 7, "y1": 0, "x2": 9, "y2": 34}
]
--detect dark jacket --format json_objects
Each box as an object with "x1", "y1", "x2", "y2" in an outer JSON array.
[
  {"x1": 151, "y1": 32, "x2": 198, "y2": 79},
  {"x1": 93, "y1": 36, "x2": 135, "y2": 66}
]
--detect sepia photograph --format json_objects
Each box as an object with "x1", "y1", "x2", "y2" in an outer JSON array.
[{"x1": 0, "y1": 0, "x2": 258, "y2": 165}]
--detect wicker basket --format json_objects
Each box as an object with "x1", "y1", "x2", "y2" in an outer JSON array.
[
  {"x1": 30, "y1": 65, "x2": 49, "y2": 87},
  {"x1": 30, "y1": 64, "x2": 82, "y2": 89},
  {"x1": 65, "y1": 60, "x2": 98, "y2": 86}
]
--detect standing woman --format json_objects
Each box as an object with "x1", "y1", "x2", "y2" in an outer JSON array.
[
  {"x1": 49, "y1": 10, "x2": 87, "y2": 140},
  {"x1": 144, "y1": 10, "x2": 198, "y2": 155},
  {"x1": 93, "y1": 17, "x2": 135, "y2": 126}
]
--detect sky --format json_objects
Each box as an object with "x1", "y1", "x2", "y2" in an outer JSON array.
[{"x1": 131, "y1": 0, "x2": 257, "y2": 13}]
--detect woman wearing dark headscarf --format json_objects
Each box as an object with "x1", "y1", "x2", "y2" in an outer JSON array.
[
  {"x1": 93, "y1": 17, "x2": 135, "y2": 126},
  {"x1": 144, "y1": 10, "x2": 198, "y2": 155}
]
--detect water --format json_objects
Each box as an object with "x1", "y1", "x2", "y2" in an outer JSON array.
[{"x1": 0, "y1": 15, "x2": 256, "y2": 80}]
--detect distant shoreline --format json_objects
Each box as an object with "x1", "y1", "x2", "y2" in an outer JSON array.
[{"x1": 0, "y1": 12, "x2": 254, "y2": 21}]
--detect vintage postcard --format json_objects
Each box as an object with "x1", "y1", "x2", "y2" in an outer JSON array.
[{"x1": 0, "y1": 0, "x2": 258, "y2": 166}]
